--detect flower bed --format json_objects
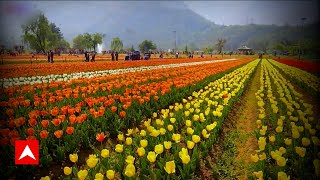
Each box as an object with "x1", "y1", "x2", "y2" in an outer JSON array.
[
  {"x1": 0, "y1": 57, "x2": 225, "y2": 79},
  {"x1": 269, "y1": 59, "x2": 320, "y2": 97},
  {"x1": 276, "y1": 59, "x2": 320, "y2": 75},
  {"x1": 251, "y1": 59, "x2": 319, "y2": 179},
  {"x1": 39, "y1": 59, "x2": 259, "y2": 180},
  {"x1": 0, "y1": 58, "x2": 237, "y2": 88},
  {"x1": 0, "y1": 59, "x2": 253, "y2": 179}
]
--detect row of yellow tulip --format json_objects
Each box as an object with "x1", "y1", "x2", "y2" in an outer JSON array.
[
  {"x1": 251, "y1": 59, "x2": 319, "y2": 180},
  {"x1": 40, "y1": 59, "x2": 260, "y2": 180},
  {"x1": 269, "y1": 59, "x2": 320, "y2": 95}
]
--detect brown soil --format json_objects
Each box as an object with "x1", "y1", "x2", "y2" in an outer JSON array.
[
  {"x1": 233, "y1": 63, "x2": 261, "y2": 179},
  {"x1": 204, "y1": 62, "x2": 261, "y2": 180}
]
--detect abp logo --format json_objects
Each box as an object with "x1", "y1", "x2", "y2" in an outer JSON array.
[{"x1": 15, "y1": 140, "x2": 39, "y2": 165}]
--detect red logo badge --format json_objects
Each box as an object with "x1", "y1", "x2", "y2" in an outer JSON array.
[{"x1": 15, "y1": 140, "x2": 39, "y2": 165}]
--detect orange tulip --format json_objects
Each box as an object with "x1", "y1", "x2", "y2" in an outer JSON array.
[
  {"x1": 28, "y1": 118, "x2": 37, "y2": 127},
  {"x1": 41, "y1": 120, "x2": 49, "y2": 128},
  {"x1": 26, "y1": 127, "x2": 34, "y2": 136},
  {"x1": 96, "y1": 132, "x2": 105, "y2": 142},
  {"x1": 66, "y1": 126, "x2": 75, "y2": 135},
  {"x1": 111, "y1": 106, "x2": 117, "y2": 113},
  {"x1": 54, "y1": 130, "x2": 63, "y2": 139},
  {"x1": 120, "y1": 111, "x2": 126, "y2": 118},
  {"x1": 40, "y1": 130, "x2": 49, "y2": 139}
]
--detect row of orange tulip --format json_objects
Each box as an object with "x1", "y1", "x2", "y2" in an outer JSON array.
[{"x1": 0, "y1": 57, "x2": 219, "y2": 79}]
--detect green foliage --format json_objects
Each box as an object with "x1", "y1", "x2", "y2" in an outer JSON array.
[
  {"x1": 110, "y1": 37, "x2": 124, "y2": 52},
  {"x1": 215, "y1": 38, "x2": 227, "y2": 54},
  {"x1": 21, "y1": 12, "x2": 69, "y2": 53},
  {"x1": 72, "y1": 33, "x2": 104, "y2": 51},
  {"x1": 138, "y1": 40, "x2": 157, "y2": 53}
]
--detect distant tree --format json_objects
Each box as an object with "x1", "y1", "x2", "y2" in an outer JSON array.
[
  {"x1": 21, "y1": 12, "x2": 54, "y2": 53},
  {"x1": 138, "y1": 40, "x2": 157, "y2": 53},
  {"x1": 184, "y1": 45, "x2": 188, "y2": 54},
  {"x1": 129, "y1": 45, "x2": 135, "y2": 52},
  {"x1": 203, "y1": 45, "x2": 213, "y2": 54},
  {"x1": 72, "y1": 33, "x2": 104, "y2": 51},
  {"x1": 72, "y1": 34, "x2": 86, "y2": 50},
  {"x1": 215, "y1": 38, "x2": 226, "y2": 54},
  {"x1": 92, "y1": 33, "x2": 105, "y2": 52},
  {"x1": 110, "y1": 37, "x2": 123, "y2": 52}
]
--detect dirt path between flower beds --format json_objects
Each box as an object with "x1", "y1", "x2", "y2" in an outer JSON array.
[{"x1": 206, "y1": 62, "x2": 261, "y2": 179}]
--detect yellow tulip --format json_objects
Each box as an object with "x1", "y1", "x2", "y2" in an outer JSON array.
[
  {"x1": 101, "y1": 149, "x2": 110, "y2": 158},
  {"x1": 179, "y1": 148, "x2": 190, "y2": 164},
  {"x1": 140, "y1": 130, "x2": 146, "y2": 137},
  {"x1": 126, "y1": 129, "x2": 134, "y2": 136},
  {"x1": 164, "y1": 160, "x2": 176, "y2": 174},
  {"x1": 251, "y1": 154, "x2": 259, "y2": 163},
  {"x1": 253, "y1": 171, "x2": 263, "y2": 179},
  {"x1": 202, "y1": 129, "x2": 210, "y2": 139},
  {"x1": 167, "y1": 125, "x2": 174, "y2": 131},
  {"x1": 86, "y1": 156, "x2": 99, "y2": 168},
  {"x1": 184, "y1": 111, "x2": 190, "y2": 117},
  {"x1": 147, "y1": 151, "x2": 157, "y2": 163},
  {"x1": 117, "y1": 133, "x2": 124, "y2": 141},
  {"x1": 164, "y1": 141, "x2": 172, "y2": 149},
  {"x1": 259, "y1": 152, "x2": 266, "y2": 160},
  {"x1": 172, "y1": 133, "x2": 181, "y2": 143},
  {"x1": 192, "y1": 135, "x2": 201, "y2": 143},
  {"x1": 170, "y1": 118, "x2": 176, "y2": 124},
  {"x1": 160, "y1": 128, "x2": 166, "y2": 135},
  {"x1": 269, "y1": 135, "x2": 275, "y2": 143},
  {"x1": 284, "y1": 138, "x2": 292, "y2": 146},
  {"x1": 312, "y1": 136, "x2": 320, "y2": 146},
  {"x1": 153, "y1": 112, "x2": 157, "y2": 118},
  {"x1": 279, "y1": 147, "x2": 286, "y2": 155},
  {"x1": 187, "y1": 127, "x2": 194, "y2": 135},
  {"x1": 276, "y1": 126, "x2": 283, "y2": 133},
  {"x1": 63, "y1": 166, "x2": 72, "y2": 175},
  {"x1": 115, "y1": 144, "x2": 123, "y2": 153},
  {"x1": 125, "y1": 137, "x2": 133, "y2": 145},
  {"x1": 40, "y1": 176, "x2": 50, "y2": 180},
  {"x1": 185, "y1": 120, "x2": 192, "y2": 127},
  {"x1": 277, "y1": 157, "x2": 286, "y2": 166},
  {"x1": 302, "y1": 137, "x2": 311, "y2": 147},
  {"x1": 78, "y1": 170, "x2": 88, "y2": 180},
  {"x1": 106, "y1": 170, "x2": 115, "y2": 179},
  {"x1": 69, "y1": 153, "x2": 78, "y2": 163},
  {"x1": 295, "y1": 146, "x2": 306, "y2": 157},
  {"x1": 125, "y1": 155, "x2": 135, "y2": 164},
  {"x1": 154, "y1": 144, "x2": 164, "y2": 154},
  {"x1": 95, "y1": 173, "x2": 104, "y2": 180},
  {"x1": 187, "y1": 141, "x2": 195, "y2": 149},
  {"x1": 278, "y1": 171, "x2": 290, "y2": 180},
  {"x1": 193, "y1": 114, "x2": 199, "y2": 121},
  {"x1": 124, "y1": 164, "x2": 136, "y2": 177},
  {"x1": 140, "y1": 139, "x2": 148, "y2": 148},
  {"x1": 150, "y1": 129, "x2": 160, "y2": 137},
  {"x1": 137, "y1": 147, "x2": 145, "y2": 157},
  {"x1": 258, "y1": 137, "x2": 266, "y2": 151}
]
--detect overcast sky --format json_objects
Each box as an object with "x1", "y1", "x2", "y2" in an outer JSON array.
[
  {"x1": 0, "y1": 1, "x2": 319, "y2": 45},
  {"x1": 186, "y1": 0, "x2": 319, "y2": 25}
]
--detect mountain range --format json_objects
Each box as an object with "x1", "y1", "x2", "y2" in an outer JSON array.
[{"x1": 1, "y1": 1, "x2": 319, "y2": 51}]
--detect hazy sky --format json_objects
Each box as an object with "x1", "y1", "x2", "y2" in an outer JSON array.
[
  {"x1": 187, "y1": 1, "x2": 319, "y2": 25},
  {"x1": 0, "y1": 1, "x2": 319, "y2": 45}
]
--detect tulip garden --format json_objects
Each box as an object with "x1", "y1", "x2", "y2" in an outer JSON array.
[{"x1": 0, "y1": 57, "x2": 319, "y2": 180}]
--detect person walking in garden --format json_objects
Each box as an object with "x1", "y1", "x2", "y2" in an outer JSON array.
[
  {"x1": 91, "y1": 51, "x2": 96, "y2": 62},
  {"x1": 111, "y1": 51, "x2": 115, "y2": 61},
  {"x1": 84, "y1": 51, "x2": 88, "y2": 62},
  {"x1": 115, "y1": 51, "x2": 119, "y2": 61},
  {"x1": 50, "y1": 50, "x2": 54, "y2": 63},
  {"x1": 47, "y1": 51, "x2": 51, "y2": 63}
]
